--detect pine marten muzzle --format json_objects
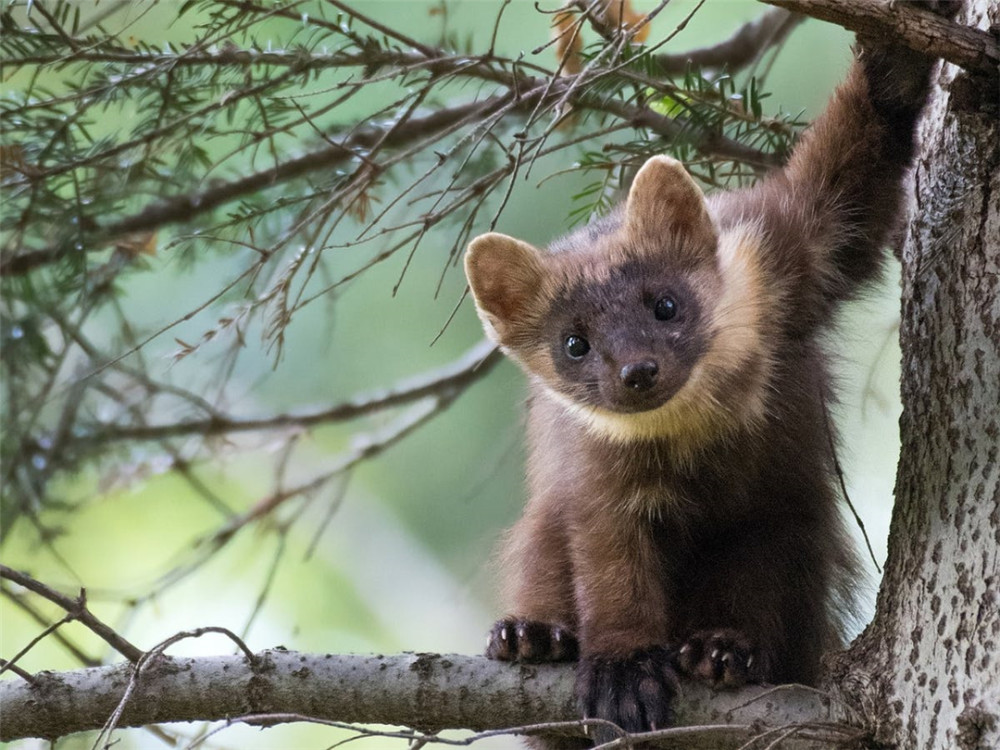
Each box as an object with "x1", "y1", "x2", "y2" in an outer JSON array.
[
  {"x1": 547, "y1": 258, "x2": 708, "y2": 414},
  {"x1": 464, "y1": 3, "x2": 956, "y2": 744}
]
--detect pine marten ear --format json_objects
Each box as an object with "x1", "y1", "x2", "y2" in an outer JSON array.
[
  {"x1": 465, "y1": 233, "x2": 546, "y2": 345},
  {"x1": 625, "y1": 156, "x2": 717, "y2": 259}
]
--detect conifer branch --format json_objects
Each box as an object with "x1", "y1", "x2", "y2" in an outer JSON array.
[
  {"x1": 10, "y1": 9, "x2": 805, "y2": 79},
  {"x1": 1, "y1": 9, "x2": 787, "y2": 277},
  {"x1": 1, "y1": 84, "x2": 777, "y2": 276}
]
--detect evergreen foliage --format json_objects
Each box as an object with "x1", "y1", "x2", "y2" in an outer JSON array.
[{"x1": 1, "y1": 1, "x2": 799, "y2": 542}]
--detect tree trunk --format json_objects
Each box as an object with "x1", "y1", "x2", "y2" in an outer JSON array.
[
  {"x1": 1, "y1": 4, "x2": 997, "y2": 748},
  {"x1": 830, "y1": 2, "x2": 1000, "y2": 748}
]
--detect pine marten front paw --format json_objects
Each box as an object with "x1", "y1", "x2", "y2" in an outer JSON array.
[
  {"x1": 484, "y1": 618, "x2": 579, "y2": 662},
  {"x1": 674, "y1": 628, "x2": 765, "y2": 689},
  {"x1": 575, "y1": 647, "x2": 679, "y2": 743}
]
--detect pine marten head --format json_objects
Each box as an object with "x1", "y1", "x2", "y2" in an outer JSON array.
[{"x1": 465, "y1": 156, "x2": 773, "y2": 447}]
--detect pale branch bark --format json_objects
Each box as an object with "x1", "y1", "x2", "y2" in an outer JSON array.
[
  {"x1": 0, "y1": 650, "x2": 854, "y2": 746},
  {"x1": 758, "y1": 0, "x2": 999, "y2": 77},
  {"x1": 72, "y1": 339, "x2": 499, "y2": 444},
  {"x1": 655, "y1": 8, "x2": 804, "y2": 73}
]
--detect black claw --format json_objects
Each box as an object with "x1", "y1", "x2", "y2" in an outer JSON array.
[
  {"x1": 674, "y1": 628, "x2": 764, "y2": 689},
  {"x1": 484, "y1": 617, "x2": 579, "y2": 662},
  {"x1": 575, "y1": 646, "x2": 679, "y2": 744}
]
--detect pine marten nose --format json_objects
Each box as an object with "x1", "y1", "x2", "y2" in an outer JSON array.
[{"x1": 620, "y1": 360, "x2": 659, "y2": 390}]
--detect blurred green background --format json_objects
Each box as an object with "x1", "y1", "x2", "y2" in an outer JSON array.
[{"x1": 1, "y1": 2, "x2": 903, "y2": 748}]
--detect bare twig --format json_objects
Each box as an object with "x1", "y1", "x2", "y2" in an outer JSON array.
[
  {"x1": 1, "y1": 585, "x2": 98, "y2": 666},
  {"x1": 207, "y1": 393, "x2": 465, "y2": 545},
  {"x1": 820, "y1": 394, "x2": 881, "y2": 574},
  {"x1": 655, "y1": 8, "x2": 804, "y2": 73},
  {"x1": 0, "y1": 659, "x2": 36, "y2": 683},
  {"x1": 0, "y1": 565, "x2": 143, "y2": 662},
  {"x1": 75, "y1": 339, "x2": 498, "y2": 443},
  {"x1": 0, "y1": 610, "x2": 74, "y2": 679},
  {"x1": 94, "y1": 627, "x2": 258, "y2": 750}
]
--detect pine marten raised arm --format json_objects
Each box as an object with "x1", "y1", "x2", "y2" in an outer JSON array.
[{"x1": 464, "y1": 3, "x2": 955, "y2": 744}]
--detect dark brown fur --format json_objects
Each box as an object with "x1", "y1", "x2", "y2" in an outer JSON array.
[{"x1": 465, "y1": 10, "x2": 952, "y2": 745}]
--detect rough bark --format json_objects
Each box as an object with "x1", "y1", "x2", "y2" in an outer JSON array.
[
  {"x1": 829, "y1": 1, "x2": 1000, "y2": 749},
  {"x1": 0, "y1": 651, "x2": 843, "y2": 746},
  {"x1": 760, "y1": 0, "x2": 999, "y2": 76}
]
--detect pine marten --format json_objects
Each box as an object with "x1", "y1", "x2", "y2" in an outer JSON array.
[{"x1": 465, "y1": 4, "x2": 954, "y2": 744}]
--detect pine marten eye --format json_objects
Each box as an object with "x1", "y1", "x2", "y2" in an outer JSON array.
[
  {"x1": 565, "y1": 335, "x2": 590, "y2": 359},
  {"x1": 654, "y1": 296, "x2": 678, "y2": 321}
]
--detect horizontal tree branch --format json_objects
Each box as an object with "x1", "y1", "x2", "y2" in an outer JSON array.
[
  {"x1": 758, "y1": 0, "x2": 999, "y2": 77},
  {"x1": 2, "y1": 47, "x2": 414, "y2": 70},
  {"x1": 75, "y1": 339, "x2": 500, "y2": 444},
  {"x1": 0, "y1": 650, "x2": 856, "y2": 747}
]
